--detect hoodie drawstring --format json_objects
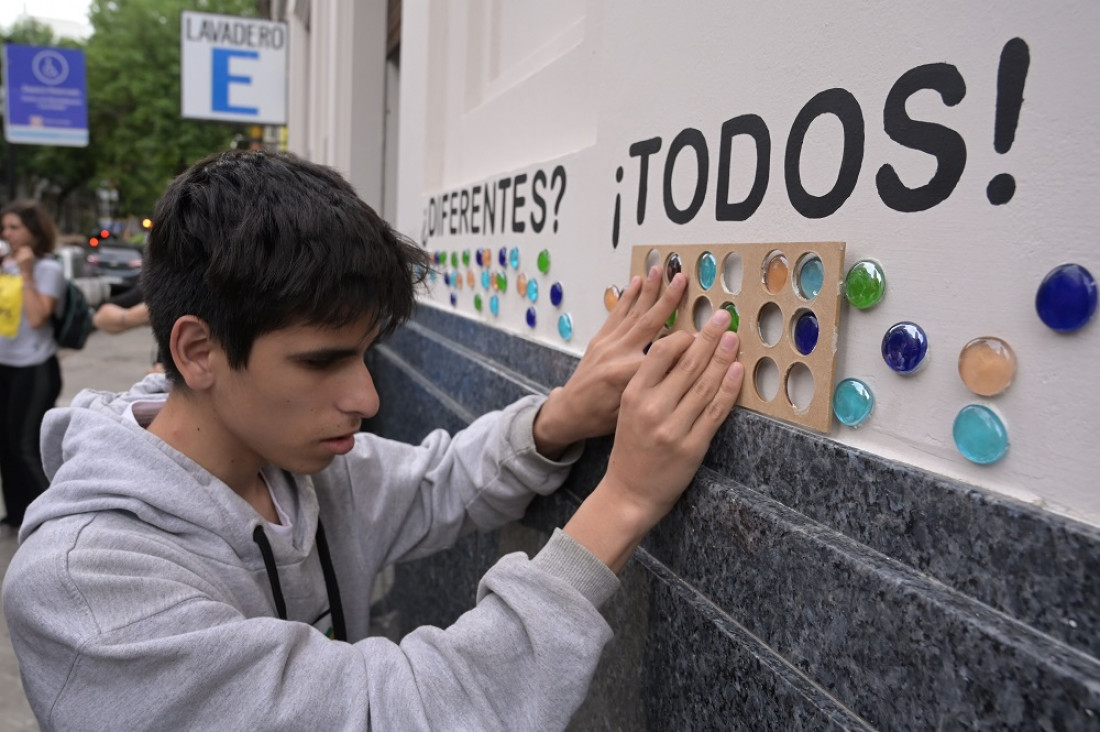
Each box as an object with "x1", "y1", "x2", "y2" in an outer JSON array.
[{"x1": 252, "y1": 520, "x2": 346, "y2": 641}]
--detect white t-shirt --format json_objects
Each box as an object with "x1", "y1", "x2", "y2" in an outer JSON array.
[{"x1": 0, "y1": 256, "x2": 65, "y2": 367}]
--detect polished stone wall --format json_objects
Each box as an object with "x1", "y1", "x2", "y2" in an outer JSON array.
[{"x1": 362, "y1": 305, "x2": 1100, "y2": 731}]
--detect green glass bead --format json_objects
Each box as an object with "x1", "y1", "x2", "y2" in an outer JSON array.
[
  {"x1": 537, "y1": 249, "x2": 551, "y2": 274},
  {"x1": 844, "y1": 260, "x2": 886, "y2": 309},
  {"x1": 720, "y1": 302, "x2": 740, "y2": 332},
  {"x1": 495, "y1": 272, "x2": 508, "y2": 293}
]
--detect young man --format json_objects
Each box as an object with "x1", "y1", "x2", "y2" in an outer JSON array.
[{"x1": 2, "y1": 150, "x2": 744, "y2": 731}]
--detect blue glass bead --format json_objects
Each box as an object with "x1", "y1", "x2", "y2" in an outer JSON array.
[
  {"x1": 793, "y1": 311, "x2": 819, "y2": 355},
  {"x1": 698, "y1": 252, "x2": 717, "y2": 291},
  {"x1": 1035, "y1": 263, "x2": 1097, "y2": 332},
  {"x1": 509, "y1": 247, "x2": 521, "y2": 269},
  {"x1": 498, "y1": 247, "x2": 507, "y2": 267},
  {"x1": 558, "y1": 313, "x2": 573, "y2": 341},
  {"x1": 527, "y1": 278, "x2": 539, "y2": 302},
  {"x1": 475, "y1": 249, "x2": 484, "y2": 267},
  {"x1": 525, "y1": 306, "x2": 537, "y2": 328},
  {"x1": 797, "y1": 256, "x2": 824, "y2": 300},
  {"x1": 481, "y1": 270, "x2": 490, "y2": 289},
  {"x1": 833, "y1": 378, "x2": 874, "y2": 427},
  {"x1": 489, "y1": 295, "x2": 500, "y2": 316},
  {"x1": 881, "y1": 322, "x2": 928, "y2": 374},
  {"x1": 953, "y1": 404, "x2": 1008, "y2": 464},
  {"x1": 443, "y1": 271, "x2": 451, "y2": 286},
  {"x1": 449, "y1": 292, "x2": 457, "y2": 307},
  {"x1": 428, "y1": 270, "x2": 437, "y2": 282},
  {"x1": 550, "y1": 282, "x2": 563, "y2": 307}
]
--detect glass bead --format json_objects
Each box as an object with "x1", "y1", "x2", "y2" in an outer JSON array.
[
  {"x1": 666, "y1": 253, "x2": 682, "y2": 282},
  {"x1": 881, "y1": 322, "x2": 928, "y2": 374},
  {"x1": 517, "y1": 273, "x2": 528, "y2": 296},
  {"x1": 558, "y1": 313, "x2": 573, "y2": 341},
  {"x1": 527, "y1": 278, "x2": 539, "y2": 302},
  {"x1": 483, "y1": 249, "x2": 492, "y2": 268},
  {"x1": 604, "y1": 285, "x2": 621, "y2": 312},
  {"x1": 443, "y1": 271, "x2": 451, "y2": 286},
  {"x1": 434, "y1": 251, "x2": 444, "y2": 265},
  {"x1": 793, "y1": 311, "x2": 819, "y2": 355},
  {"x1": 495, "y1": 272, "x2": 507, "y2": 293},
  {"x1": 461, "y1": 250, "x2": 470, "y2": 267},
  {"x1": 719, "y1": 302, "x2": 740, "y2": 332},
  {"x1": 481, "y1": 271, "x2": 490, "y2": 289},
  {"x1": 1035, "y1": 263, "x2": 1097, "y2": 332},
  {"x1": 465, "y1": 270, "x2": 475, "y2": 288},
  {"x1": 953, "y1": 404, "x2": 1009, "y2": 464},
  {"x1": 450, "y1": 252, "x2": 458, "y2": 268},
  {"x1": 697, "y1": 252, "x2": 717, "y2": 291},
  {"x1": 454, "y1": 271, "x2": 463, "y2": 290},
  {"x1": 525, "y1": 306, "x2": 537, "y2": 328},
  {"x1": 473, "y1": 294, "x2": 483, "y2": 312},
  {"x1": 498, "y1": 247, "x2": 507, "y2": 267},
  {"x1": 449, "y1": 292, "x2": 457, "y2": 307},
  {"x1": 845, "y1": 260, "x2": 886, "y2": 309},
  {"x1": 509, "y1": 247, "x2": 520, "y2": 269},
  {"x1": 763, "y1": 251, "x2": 789, "y2": 294},
  {"x1": 550, "y1": 282, "x2": 563, "y2": 307},
  {"x1": 475, "y1": 249, "x2": 483, "y2": 267},
  {"x1": 428, "y1": 270, "x2": 438, "y2": 283},
  {"x1": 796, "y1": 255, "x2": 824, "y2": 300},
  {"x1": 489, "y1": 295, "x2": 500, "y2": 316},
  {"x1": 666, "y1": 310, "x2": 677, "y2": 329},
  {"x1": 958, "y1": 337, "x2": 1016, "y2": 397},
  {"x1": 537, "y1": 249, "x2": 551, "y2": 274},
  {"x1": 833, "y1": 378, "x2": 874, "y2": 427}
]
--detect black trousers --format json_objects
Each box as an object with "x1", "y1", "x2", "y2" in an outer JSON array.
[{"x1": 0, "y1": 356, "x2": 62, "y2": 527}]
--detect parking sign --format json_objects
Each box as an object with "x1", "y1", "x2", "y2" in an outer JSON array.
[
  {"x1": 2, "y1": 44, "x2": 89, "y2": 147},
  {"x1": 180, "y1": 11, "x2": 288, "y2": 125}
]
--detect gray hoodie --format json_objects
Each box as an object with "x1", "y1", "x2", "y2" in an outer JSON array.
[{"x1": 3, "y1": 374, "x2": 619, "y2": 731}]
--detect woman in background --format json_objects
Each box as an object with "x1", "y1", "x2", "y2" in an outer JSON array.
[{"x1": 0, "y1": 200, "x2": 65, "y2": 535}]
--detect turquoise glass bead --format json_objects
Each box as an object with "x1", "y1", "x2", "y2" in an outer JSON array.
[
  {"x1": 833, "y1": 378, "x2": 874, "y2": 427},
  {"x1": 953, "y1": 405, "x2": 1008, "y2": 464},
  {"x1": 557, "y1": 313, "x2": 573, "y2": 341},
  {"x1": 698, "y1": 252, "x2": 717, "y2": 291}
]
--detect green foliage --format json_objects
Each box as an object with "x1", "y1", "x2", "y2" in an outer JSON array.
[
  {"x1": 2, "y1": 1, "x2": 264, "y2": 226},
  {"x1": 85, "y1": 0, "x2": 260, "y2": 215}
]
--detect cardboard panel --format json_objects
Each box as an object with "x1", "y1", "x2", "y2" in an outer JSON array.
[{"x1": 631, "y1": 242, "x2": 845, "y2": 433}]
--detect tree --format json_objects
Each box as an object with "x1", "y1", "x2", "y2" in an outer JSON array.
[{"x1": 85, "y1": 0, "x2": 260, "y2": 217}]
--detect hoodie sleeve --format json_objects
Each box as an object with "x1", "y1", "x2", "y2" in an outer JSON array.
[
  {"x1": 3, "y1": 518, "x2": 618, "y2": 732},
  {"x1": 322, "y1": 394, "x2": 583, "y2": 566}
]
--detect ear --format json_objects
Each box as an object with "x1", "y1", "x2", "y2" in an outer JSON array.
[{"x1": 170, "y1": 316, "x2": 220, "y2": 391}]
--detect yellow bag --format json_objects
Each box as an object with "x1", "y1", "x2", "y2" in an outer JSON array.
[{"x1": 0, "y1": 273, "x2": 24, "y2": 338}]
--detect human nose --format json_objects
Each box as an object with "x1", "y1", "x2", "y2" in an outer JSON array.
[{"x1": 339, "y1": 361, "x2": 380, "y2": 419}]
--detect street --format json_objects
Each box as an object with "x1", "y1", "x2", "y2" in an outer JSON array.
[{"x1": 0, "y1": 324, "x2": 157, "y2": 731}]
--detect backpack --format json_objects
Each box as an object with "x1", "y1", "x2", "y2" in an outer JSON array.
[{"x1": 53, "y1": 280, "x2": 95, "y2": 349}]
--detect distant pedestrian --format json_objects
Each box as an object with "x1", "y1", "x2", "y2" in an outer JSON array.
[
  {"x1": 0, "y1": 200, "x2": 65, "y2": 534},
  {"x1": 92, "y1": 282, "x2": 164, "y2": 372}
]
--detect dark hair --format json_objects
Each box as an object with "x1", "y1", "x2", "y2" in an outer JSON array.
[
  {"x1": 143, "y1": 150, "x2": 429, "y2": 382},
  {"x1": 1, "y1": 199, "x2": 57, "y2": 257}
]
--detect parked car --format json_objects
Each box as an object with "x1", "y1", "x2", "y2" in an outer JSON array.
[
  {"x1": 56, "y1": 244, "x2": 111, "y2": 308},
  {"x1": 86, "y1": 244, "x2": 143, "y2": 295}
]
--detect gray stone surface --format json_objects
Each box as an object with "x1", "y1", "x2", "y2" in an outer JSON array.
[{"x1": 364, "y1": 304, "x2": 1100, "y2": 730}]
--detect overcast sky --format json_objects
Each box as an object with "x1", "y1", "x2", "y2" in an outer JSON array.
[{"x1": 0, "y1": 1, "x2": 92, "y2": 34}]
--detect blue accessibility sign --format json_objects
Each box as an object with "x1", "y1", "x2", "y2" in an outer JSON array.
[{"x1": 2, "y1": 43, "x2": 89, "y2": 147}]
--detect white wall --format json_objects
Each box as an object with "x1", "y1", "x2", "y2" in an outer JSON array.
[{"x1": 395, "y1": 1, "x2": 1100, "y2": 526}]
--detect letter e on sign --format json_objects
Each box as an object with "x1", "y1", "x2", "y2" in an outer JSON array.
[{"x1": 181, "y1": 11, "x2": 288, "y2": 124}]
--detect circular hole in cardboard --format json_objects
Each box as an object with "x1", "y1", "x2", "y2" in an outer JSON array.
[
  {"x1": 786, "y1": 362, "x2": 815, "y2": 412},
  {"x1": 646, "y1": 248, "x2": 661, "y2": 273},
  {"x1": 722, "y1": 252, "x2": 743, "y2": 294},
  {"x1": 754, "y1": 357, "x2": 780, "y2": 402},
  {"x1": 691, "y1": 295, "x2": 714, "y2": 332},
  {"x1": 757, "y1": 302, "x2": 783, "y2": 346}
]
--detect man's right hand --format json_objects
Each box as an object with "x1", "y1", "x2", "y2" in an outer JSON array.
[{"x1": 563, "y1": 307, "x2": 744, "y2": 573}]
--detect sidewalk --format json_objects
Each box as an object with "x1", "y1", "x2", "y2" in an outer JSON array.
[{"x1": 0, "y1": 325, "x2": 157, "y2": 731}]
